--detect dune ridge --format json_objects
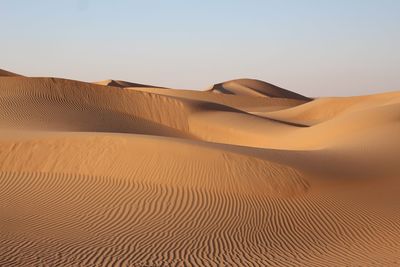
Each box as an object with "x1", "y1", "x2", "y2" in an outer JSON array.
[
  {"x1": 94, "y1": 79, "x2": 165, "y2": 88},
  {"x1": 0, "y1": 68, "x2": 23, "y2": 77},
  {"x1": 0, "y1": 69, "x2": 400, "y2": 266},
  {"x1": 210, "y1": 78, "x2": 311, "y2": 101}
]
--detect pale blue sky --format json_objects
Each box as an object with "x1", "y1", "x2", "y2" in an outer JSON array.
[{"x1": 1, "y1": 0, "x2": 399, "y2": 96}]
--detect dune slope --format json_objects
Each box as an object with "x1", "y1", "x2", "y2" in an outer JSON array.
[
  {"x1": 0, "y1": 70, "x2": 399, "y2": 266},
  {"x1": 0, "y1": 68, "x2": 22, "y2": 77}
]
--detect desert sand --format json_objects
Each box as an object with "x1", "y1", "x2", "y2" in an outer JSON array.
[{"x1": 0, "y1": 68, "x2": 400, "y2": 266}]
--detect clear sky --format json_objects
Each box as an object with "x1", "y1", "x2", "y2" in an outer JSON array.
[{"x1": 1, "y1": 0, "x2": 399, "y2": 96}]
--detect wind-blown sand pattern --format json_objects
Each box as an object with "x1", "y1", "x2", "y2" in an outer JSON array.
[{"x1": 1, "y1": 69, "x2": 400, "y2": 266}]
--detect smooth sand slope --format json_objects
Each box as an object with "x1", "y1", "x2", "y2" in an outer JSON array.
[
  {"x1": 0, "y1": 68, "x2": 22, "y2": 77},
  {"x1": 0, "y1": 69, "x2": 400, "y2": 266}
]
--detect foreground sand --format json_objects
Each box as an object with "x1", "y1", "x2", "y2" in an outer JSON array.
[{"x1": 0, "y1": 69, "x2": 399, "y2": 266}]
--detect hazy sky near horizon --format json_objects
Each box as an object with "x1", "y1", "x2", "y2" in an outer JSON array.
[{"x1": 1, "y1": 0, "x2": 399, "y2": 96}]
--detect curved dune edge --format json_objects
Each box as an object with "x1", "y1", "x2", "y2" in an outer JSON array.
[
  {"x1": 261, "y1": 91, "x2": 400, "y2": 126},
  {"x1": 209, "y1": 78, "x2": 311, "y2": 101},
  {"x1": 0, "y1": 131, "x2": 309, "y2": 196},
  {"x1": 0, "y1": 70, "x2": 400, "y2": 266}
]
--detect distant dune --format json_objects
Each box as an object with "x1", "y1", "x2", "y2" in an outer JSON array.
[
  {"x1": 94, "y1": 79, "x2": 164, "y2": 88},
  {"x1": 210, "y1": 78, "x2": 311, "y2": 100},
  {"x1": 1, "y1": 68, "x2": 399, "y2": 266}
]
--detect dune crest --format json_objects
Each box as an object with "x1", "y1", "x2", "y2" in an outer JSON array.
[
  {"x1": 1, "y1": 69, "x2": 400, "y2": 266},
  {"x1": 94, "y1": 79, "x2": 164, "y2": 88},
  {"x1": 210, "y1": 78, "x2": 311, "y2": 100},
  {"x1": 0, "y1": 68, "x2": 23, "y2": 77}
]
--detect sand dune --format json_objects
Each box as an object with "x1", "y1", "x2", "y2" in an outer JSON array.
[
  {"x1": 0, "y1": 68, "x2": 23, "y2": 77},
  {"x1": 261, "y1": 91, "x2": 400, "y2": 126},
  {"x1": 130, "y1": 86, "x2": 308, "y2": 113},
  {"x1": 210, "y1": 78, "x2": 310, "y2": 101},
  {"x1": 94, "y1": 79, "x2": 164, "y2": 88},
  {"x1": 1, "y1": 69, "x2": 399, "y2": 266}
]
